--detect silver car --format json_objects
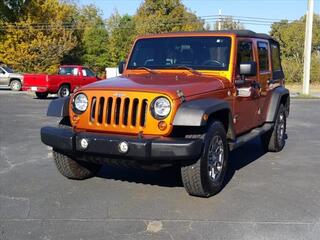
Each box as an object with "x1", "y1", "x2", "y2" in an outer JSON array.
[{"x1": 0, "y1": 66, "x2": 24, "y2": 91}]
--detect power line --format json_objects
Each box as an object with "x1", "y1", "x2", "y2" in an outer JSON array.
[{"x1": 0, "y1": 14, "x2": 316, "y2": 31}]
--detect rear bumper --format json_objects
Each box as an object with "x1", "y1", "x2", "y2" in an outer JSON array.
[
  {"x1": 41, "y1": 126, "x2": 203, "y2": 163},
  {"x1": 22, "y1": 86, "x2": 48, "y2": 92}
]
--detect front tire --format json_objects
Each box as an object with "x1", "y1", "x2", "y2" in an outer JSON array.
[
  {"x1": 10, "y1": 80, "x2": 22, "y2": 91},
  {"x1": 261, "y1": 104, "x2": 287, "y2": 152},
  {"x1": 52, "y1": 119, "x2": 102, "y2": 180},
  {"x1": 35, "y1": 92, "x2": 48, "y2": 99},
  {"x1": 53, "y1": 150, "x2": 101, "y2": 180},
  {"x1": 181, "y1": 121, "x2": 228, "y2": 197}
]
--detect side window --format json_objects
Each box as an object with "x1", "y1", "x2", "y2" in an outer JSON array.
[
  {"x1": 257, "y1": 42, "x2": 270, "y2": 72},
  {"x1": 82, "y1": 68, "x2": 95, "y2": 77},
  {"x1": 0, "y1": 67, "x2": 5, "y2": 74},
  {"x1": 72, "y1": 68, "x2": 79, "y2": 76},
  {"x1": 237, "y1": 40, "x2": 253, "y2": 74},
  {"x1": 271, "y1": 43, "x2": 281, "y2": 71},
  {"x1": 59, "y1": 67, "x2": 78, "y2": 76}
]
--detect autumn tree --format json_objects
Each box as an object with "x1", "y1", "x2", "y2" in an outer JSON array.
[
  {"x1": 134, "y1": 0, "x2": 204, "y2": 35},
  {"x1": 0, "y1": 0, "x2": 78, "y2": 73}
]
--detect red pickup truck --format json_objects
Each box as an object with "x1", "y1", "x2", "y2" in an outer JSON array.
[{"x1": 22, "y1": 65, "x2": 101, "y2": 98}]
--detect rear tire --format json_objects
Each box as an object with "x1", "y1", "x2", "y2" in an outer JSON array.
[
  {"x1": 35, "y1": 92, "x2": 48, "y2": 99},
  {"x1": 58, "y1": 85, "x2": 70, "y2": 98},
  {"x1": 10, "y1": 80, "x2": 22, "y2": 91},
  {"x1": 261, "y1": 104, "x2": 287, "y2": 152},
  {"x1": 181, "y1": 121, "x2": 228, "y2": 197}
]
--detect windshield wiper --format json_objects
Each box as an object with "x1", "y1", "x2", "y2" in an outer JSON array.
[
  {"x1": 172, "y1": 65, "x2": 202, "y2": 76},
  {"x1": 136, "y1": 67, "x2": 158, "y2": 74}
]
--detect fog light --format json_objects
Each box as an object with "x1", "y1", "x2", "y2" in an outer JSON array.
[
  {"x1": 80, "y1": 138, "x2": 89, "y2": 149},
  {"x1": 118, "y1": 141, "x2": 129, "y2": 153}
]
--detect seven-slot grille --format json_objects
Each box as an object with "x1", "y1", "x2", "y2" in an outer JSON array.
[{"x1": 89, "y1": 96, "x2": 148, "y2": 128}]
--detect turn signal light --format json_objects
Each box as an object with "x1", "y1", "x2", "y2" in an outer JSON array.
[{"x1": 158, "y1": 121, "x2": 167, "y2": 131}]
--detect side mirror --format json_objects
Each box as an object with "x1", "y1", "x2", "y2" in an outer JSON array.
[
  {"x1": 236, "y1": 61, "x2": 257, "y2": 85},
  {"x1": 240, "y1": 61, "x2": 257, "y2": 77},
  {"x1": 118, "y1": 61, "x2": 126, "y2": 74}
]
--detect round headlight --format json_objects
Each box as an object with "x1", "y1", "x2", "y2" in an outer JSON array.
[
  {"x1": 73, "y1": 93, "x2": 88, "y2": 113},
  {"x1": 151, "y1": 97, "x2": 171, "y2": 119}
]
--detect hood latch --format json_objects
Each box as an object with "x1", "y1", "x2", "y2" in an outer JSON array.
[{"x1": 176, "y1": 89, "x2": 186, "y2": 103}]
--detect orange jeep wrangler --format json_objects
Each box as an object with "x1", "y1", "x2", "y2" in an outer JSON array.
[{"x1": 41, "y1": 30, "x2": 290, "y2": 197}]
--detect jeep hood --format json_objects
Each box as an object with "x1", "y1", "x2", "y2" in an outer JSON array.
[{"x1": 82, "y1": 73, "x2": 228, "y2": 100}]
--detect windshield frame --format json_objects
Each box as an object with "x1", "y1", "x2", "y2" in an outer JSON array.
[{"x1": 127, "y1": 36, "x2": 232, "y2": 72}]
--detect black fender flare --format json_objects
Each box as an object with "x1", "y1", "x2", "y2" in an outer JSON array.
[
  {"x1": 173, "y1": 98, "x2": 236, "y2": 140},
  {"x1": 266, "y1": 86, "x2": 290, "y2": 122},
  {"x1": 47, "y1": 97, "x2": 70, "y2": 117}
]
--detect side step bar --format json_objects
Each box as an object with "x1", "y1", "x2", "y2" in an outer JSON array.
[{"x1": 228, "y1": 123, "x2": 274, "y2": 151}]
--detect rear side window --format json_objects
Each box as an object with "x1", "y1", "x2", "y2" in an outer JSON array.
[
  {"x1": 82, "y1": 68, "x2": 95, "y2": 77},
  {"x1": 59, "y1": 67, "x2": 79, "y2": 76},
  {"x1": 257, "y1": 42, "x2": 269, "y2": 71},
  {"x1": 271, "y1": 43, "x2": 281, "y2": 71}
]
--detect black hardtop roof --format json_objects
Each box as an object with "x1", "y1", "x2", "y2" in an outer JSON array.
[
  {"x1": 210, "y1": 30, "x2": 273, "y2": 40},
  {"x1": 146, "y1": 30, "x2": 276, "y2": 41}
]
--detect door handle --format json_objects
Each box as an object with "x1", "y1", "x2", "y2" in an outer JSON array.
[
  {"x1": 251, "y1": 81, "x2": 261, "y2": 90},
  {"x1": 267, "y1": 79, "x2": 274, "y2": 84}
]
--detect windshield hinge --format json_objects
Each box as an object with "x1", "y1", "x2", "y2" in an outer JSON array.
[{"x1": 176, "y1": 90, "x2": 186, "y2": 103}]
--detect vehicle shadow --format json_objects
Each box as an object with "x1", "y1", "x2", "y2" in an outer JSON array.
[
  {"x1": 33, "y1": 96, "x2": 58, "y2": 100},
  {"x1": 96, "y1": 137, "x2": 267, "y2": 189}
]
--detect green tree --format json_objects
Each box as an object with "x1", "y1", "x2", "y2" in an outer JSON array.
[
  {"x1": 134, "y1": 0, "x2": 204, "y2": 35},
  {"x1": 106, "y1": 11, "x2": 136, "y2": 66},
  {"x1": 77, "y1": 5, "x2": 109, "y2": 74},
  {"x1": 214, "y1": 16, "x2": 244, "y2": 30},
  {"x1": 0, "y1": 0, "x2": 31, "y2": 22},
  {"x1": 270, "y1": 14, "x2": 320, "y2": 83}
]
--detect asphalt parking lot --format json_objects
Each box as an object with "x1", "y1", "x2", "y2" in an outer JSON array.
[{"x1": 0, "y1": 89, "x2": 320, "y2": 240}]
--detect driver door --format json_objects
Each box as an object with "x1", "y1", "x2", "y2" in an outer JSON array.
[{"x1": 233, "y1": 39, "x2": 261, "y2": 135}]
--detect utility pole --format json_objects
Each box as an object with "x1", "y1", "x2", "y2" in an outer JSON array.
[
  {"x1": 218, "y1": 9, "x2": 222, "y2": 30},
  {"x1": 302, "y1": 0, "x2": 314, "y2": 95}
]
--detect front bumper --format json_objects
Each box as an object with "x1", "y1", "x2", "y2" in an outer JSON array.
[{"x1": 41, "y1": 126, "x2": 203, "y2": 163}]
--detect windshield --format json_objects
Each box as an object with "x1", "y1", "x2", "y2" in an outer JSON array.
[
  {"x1": 2, "y1": 66, "x2": 14, "y2": 73},
  {"x1": 127, "y1": 36, "x2": 231, "y2": 71}
]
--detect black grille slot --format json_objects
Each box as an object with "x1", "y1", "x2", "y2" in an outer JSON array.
[
  {"x1": 123, "y1": 98, "x2": 130, "y2": 125},
  {"x1": 131, "y1": 98, "x2": 139, "y2": 126},
  {"x1": 115, "y1": 97, "x2": 121, "y2": 125},
  {"x1": 90, "y1": 97, "x2": 96, "y2": 122},
  {"x1": 97, "y1": 97, "x2": 105, "y2": 124},
  {"x1": 106, "y1": 97, "x2": 113, "y2": 124},
  {"x1": 140, "y1": 99, "x2": 148, "y2": 127}
]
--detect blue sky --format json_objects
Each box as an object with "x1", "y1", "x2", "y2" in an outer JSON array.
[{"x1": 77, "y1": 0, "x2": 320, "y2": 33}]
